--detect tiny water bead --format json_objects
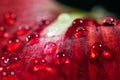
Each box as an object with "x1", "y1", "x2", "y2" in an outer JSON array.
[
  {"x1": 30, "y1": 58, "x2": 46, "y2": 72},
  {"x1": 7, "y1": 59, "x2": 22, "y2": 70},
  {"x1": 1, "y1": 55, "x2": 22, "y2": 69},
  {"x1": 16, "y1": 24, "x2": 30, "y2": 36},
  {"x1": 0, "y1": 55, "x2": 20, "y2": 80},
  {"x1": 88, "y1": 43, "x2": 102, "y2": 60},
  {"x1": 72, "y1": 18, "x2": 84, "y2": 27},
  {"x1": 88, "y1": 43, "x2": 114, "y2": 60},
  {"x1": 26, "y1": 32, "x2": 39, "y2": 45},
  {"x1": 74, "y1": 27, "x2": 88, "y2": 38},
  {"x1": 1, "y1": 57, "x2": 10, "y2": 66},
  {"x1": 65, "y1": 18, "x2": 89, "y2": 38},
  {"x1": 56, "y1": 52, "x2": 68, "y2": 65},
  {"x1": 102, "y1": 16, "x2": 116, "y2": 26},
  {"x1": 4, "y1": 12, "x2": 17, "y2": 26},
  {"x1": 44, "y1": 42, "x2": 57, "y2": 55},
  {"x1": 6, "y1": 37, "x2": 21, "y2": 52}
]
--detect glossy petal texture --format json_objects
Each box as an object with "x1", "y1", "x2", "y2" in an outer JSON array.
[
  {"x1": 1, "y1": 12, "x2": 120, "y2": 80},
  {"x1": 0, "y1": 0, "x2": 120, "y2": 80}
]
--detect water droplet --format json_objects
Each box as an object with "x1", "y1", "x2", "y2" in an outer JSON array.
[
  {"x1": 1, "y1": 55, "x2": 22, "y2": 69},
  {"x1": 16, "y1": 24, "x2": 30, "y2": 35},
  {"x1": 4, "y1": 12, "x2": 16, "y2": 25},
  {"x1": 65, "y1": 18, "x2": 87, "y2": 38},
  {"x1": 74, "y1": 27, "x2": 88, "y2": 38},
  {"x1": 56, "y1": 52, "x2": 67, "y2": 65},
  {"x1": 102, "y1": 16, "x2": 116, "y2": 26},
  {"x1": 30, "y1": 58, "x2": 46, "y2": 72},
  {"x1": 7, "y1": 60, "x2": 22, "y2": 70},
  {"x1": 26, "y1": 32, "x2": 39, "y2": 45},
  {"x1": 88, "y1": 43, "x2": 102, "y2": 60},
  {"x1": 44, "y1": 42, "x2": 57, "y2": 55},
  {"x1": 72, "y1": 18, "x2": 84, "y2": 27},
  {"x1": 6, "y1": 37, "x2": 21, "y2": 52},
  {"x1": 1, "y1": 57, "x2": 10, "y2": 66}
]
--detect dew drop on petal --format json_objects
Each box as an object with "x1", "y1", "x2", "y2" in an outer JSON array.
[
  {"x1": 31, "y1": 58, "x2": 46, "y2": 72},
  {"x1": 102, "y1": 16, "x2": 116, "y2": 26},
  {"x1": 88, "y1": 43, "x2": 102, "y2": 60},
  {"x1": 1, "y1": 55, "x2": 22, "y2": 70},
  {"x1": 6, "y1": 38, "x2": 21, "y2": 52},
  {"x1": 26, "y1": 33, "x2": 39, "y2": 45},
  {"x1": 7, "y1": 60, "x2": 22, "y2": 70},
  {"x1": 74, "y1": 27, "x2": 88, "y2": 38},
  {"x1": 1, "y1": 57, "x2": 10, "y2": 66},
  {"x1": 72, "y1": 18, "x2": 84, "y2": 27},
  {"x1": 65, "y1": 18, "x2": 87, "y2": 38},
  {"x1": 44, "y1": 42, "x2": 57, "y2": 55},
  {"x1": 56, "y1": 52, "x2": 67, "y2": 65}
]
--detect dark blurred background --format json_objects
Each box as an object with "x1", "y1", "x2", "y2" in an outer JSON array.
[{"x1": 56, "y1": 0, "x2": 120, "y2": 16}]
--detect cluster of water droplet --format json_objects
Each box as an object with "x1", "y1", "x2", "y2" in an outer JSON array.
[
  {"x1": 0, "y1": 12, "x2": 52, "y2": 80},
  {"x1": 0, "y1": 11, "x2": 119, "y2": 80}
]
